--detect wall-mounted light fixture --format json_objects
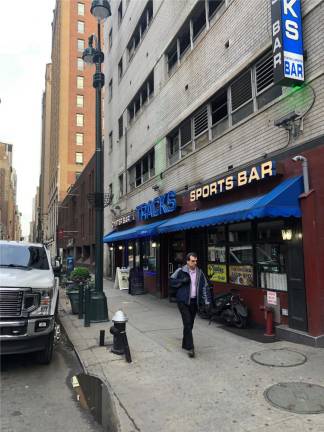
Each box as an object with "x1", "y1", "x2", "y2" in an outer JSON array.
[
  {"x1": 118, "y1": 245, "x2": 124, "y2": 250},
  {"x1": 151, "y1": 241, "x2": 157, "y2": 248},
  {"x1": 128, "y1": 245, "x2": 133, "y2": 250},
  {"x1": 281, "y1": 229, "x2": 292, "y2": 241},
  {"x1": 109, "y1": 246, "x2": 114, "y2": 251}
]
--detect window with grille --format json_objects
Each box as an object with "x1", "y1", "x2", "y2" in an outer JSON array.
[
  {"x1": 194, "y1": 106, "x2": 208, "y2": 137},
  {"x1": 256, "y1": 51, "x2": 282, "y2": 109},
  {"x1": 180, "y1": 119, "x2": 193, "y2": 156},
  {"x1": 231, "y1": 70, "x2": 253, "y2": 124},
  {"x1": 211, "y1": 90, "x2": 228, "y2": 125}
]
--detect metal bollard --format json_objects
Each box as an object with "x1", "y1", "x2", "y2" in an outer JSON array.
[
  {"x1": 78, "y1": 283, "x2": 84, "y2": 319},
  {"x1": 99, "y1": 330, "x2": 105, "y2": 346},
  {"x1": 84, "y1": 286, "x2": 91, "y2": 327}
]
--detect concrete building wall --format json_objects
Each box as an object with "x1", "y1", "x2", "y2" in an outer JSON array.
[{"x1": 103, "y1": 0, "x2": 324, "y2": 240}]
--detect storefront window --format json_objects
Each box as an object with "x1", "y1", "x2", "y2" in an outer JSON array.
[
  {"x1": 128, "y1": 242, "x2": 134, "y2": 268},
  {"x1": 256, "y1": 221, "x2": 287, "y2": 291},
  {"x1": 207, "y1": 227, "x2": 227, "y2": 283},
  {"x1": 142, "y1": 239, "x2": 157, "y2": 272},
  {"x1": 135, "y1": 240, "x2": 141, "y2": 267},
  {"x1": 229, "y1": 222, "x2": 252, "y2": 242}
]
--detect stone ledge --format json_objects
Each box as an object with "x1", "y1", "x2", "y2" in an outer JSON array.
[{"x1": 276, "y1": 325, "x2": 324, "y2": 348}]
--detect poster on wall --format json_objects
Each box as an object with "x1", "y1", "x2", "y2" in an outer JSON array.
[
  {"x1": 229, "y1": 265, "x2": 253, "y2": 286},
  {"x1": 208, "y1": 264, "x2": 227, "y2": 283},
  {"x1": 208, "y1": 246, "x2": 226, "y2": 263}
]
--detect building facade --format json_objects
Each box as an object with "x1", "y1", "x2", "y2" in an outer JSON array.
[
  {"x1": 103, "y1": 0, "x2": 324, "y2": 345},
  {"x1": 0, "y1": 142, "x2": 21, "y2": 240},
  {"x1": 45, "y1": 0, "x2": 99, "y2": 257},
  {"x1": 57, "y1": 154, "x2": 96, "y2": 269}
]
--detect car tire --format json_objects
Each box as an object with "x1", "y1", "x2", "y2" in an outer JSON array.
[{"x1": 36, "y1": 330, "x2": 54, "y2": 365}]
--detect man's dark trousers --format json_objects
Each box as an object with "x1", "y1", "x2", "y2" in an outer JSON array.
[{"x1": 177, "y1": 298, "x2": 197, "y2": 350}]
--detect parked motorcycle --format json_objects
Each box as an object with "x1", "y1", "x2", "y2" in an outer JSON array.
[{"x1": 199, "y1": 287, "x2": 248, "y2": 328}]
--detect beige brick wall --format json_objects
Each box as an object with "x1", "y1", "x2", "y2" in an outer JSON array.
[{"x1": 103, "y1": 0, "x2": 324, "y2": 237}]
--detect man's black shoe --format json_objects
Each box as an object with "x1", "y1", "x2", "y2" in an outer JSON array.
[{"x1": 188, "y1": 348, "x2": 195, "y2": 358}]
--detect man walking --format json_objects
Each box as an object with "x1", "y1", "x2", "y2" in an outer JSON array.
[{"x1": 171, "y1": 252, "x2": 211, "y2": 358}]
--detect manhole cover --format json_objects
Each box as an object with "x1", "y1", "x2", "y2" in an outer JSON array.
[
  {"x1": 251, "y1": 348, "x2": 307, "y2": 367},
  {"x1": 264, "y1": 382, "x2": 324, "y2": 414}
]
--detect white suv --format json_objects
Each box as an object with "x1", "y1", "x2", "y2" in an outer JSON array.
[{"x1": 0, "y1": 241, "x2": 59, "y2": 364}]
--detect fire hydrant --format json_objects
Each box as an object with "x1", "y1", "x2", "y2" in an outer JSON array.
[
  {"x1": 260, "y1": 305, "x2": 275, "y2": 337},
  {"x1": 110, "y1": 310, "x2": 132, "y2": 362}
]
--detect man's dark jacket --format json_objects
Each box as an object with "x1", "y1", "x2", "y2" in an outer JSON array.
[{"x1": 171, "y1": 265, "x2": 211, "y2": 305}]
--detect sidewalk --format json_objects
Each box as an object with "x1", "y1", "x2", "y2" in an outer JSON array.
[{"x1": 59, "y1": 279, "x2": 324, "y2": 432}]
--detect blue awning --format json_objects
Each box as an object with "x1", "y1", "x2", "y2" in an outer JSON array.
[
  {"x1": 103, "y1": 220, "x2": 163, "y2": 243},
  {"x1": 158, "y1": 176, "x2": 303, "y2": 234}
]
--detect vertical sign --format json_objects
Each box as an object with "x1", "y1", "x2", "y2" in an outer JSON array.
[{"x1": 271, "y1": 0, "x2": 304, "y2": 86}]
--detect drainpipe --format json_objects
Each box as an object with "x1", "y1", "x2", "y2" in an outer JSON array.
[{"x1": 292, "y1": 155, "x2": 309, "y2": 193}]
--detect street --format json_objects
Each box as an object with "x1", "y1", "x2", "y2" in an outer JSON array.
[{"x1": 0, "y1": 330, "x2": 103, "y2": 432}]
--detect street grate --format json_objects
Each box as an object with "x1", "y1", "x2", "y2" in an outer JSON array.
[
  {"x1": 264, "y1": 382, "x2": 324, "y2": 414},
  {"x1": 251, "y1": 348, "x2": 307, "y2": 367}
]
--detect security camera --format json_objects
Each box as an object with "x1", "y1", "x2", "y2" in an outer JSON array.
[
  {"x1": 274, "y1": 111, "x2": 300, "y2": 127},
  {"x1": 292, "y1": 155, "x2": 306, "y2": 162}
]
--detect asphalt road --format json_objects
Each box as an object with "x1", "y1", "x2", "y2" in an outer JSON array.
[{"x1": 0, "y1": 330, "x2": 103, "y2": 432}]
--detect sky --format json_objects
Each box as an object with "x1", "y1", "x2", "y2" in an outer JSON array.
[{"x1": 0, "y1": 0, "x2": 56, "y2": 237}]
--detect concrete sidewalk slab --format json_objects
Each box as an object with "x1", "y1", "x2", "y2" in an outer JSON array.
[{"x1": 59, "y1": 279, "x2": 324, "y2": 432}]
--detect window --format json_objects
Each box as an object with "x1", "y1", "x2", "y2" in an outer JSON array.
[
  {"x1": 208, "y1": 0, "x2": 225, "y2": 20},
  {"x1": 108, "y1": 183, "x2": 113, "y2": 202},
  {"x1": 142, "y1": 239, "x2": 157, "y2": 271},
  {"x1": 77, "y1": 76, "x2": 84, "y2": 89},
  {"x1": 77, "y1": 39, "x2": 85, "y2": 52},
  {"x1": 168, "y1": 130, "x2": 180, "y2": 165},
  {"x1": 192, "y1": 1, "x2": 206, "y2": 40},
  {"x1": 118, "y1": 1, "x2": 123, "y2": 25},
  {"x1": 129, "y1": 149, "x2": 155, "y2": 190},
  {"x1": 193, "y1": 105, "x2": 208, "y2": 148},
  {"x1": 76, "y1": 133, "x2": 84, "y2": 145},
  {"x1": 75, "y1": 152, "x2": 83, "y2": 164},
  {"x1": 126, "y1": 71, "x2": 154, "y2": 123},
  {"x1": 77, "y1": 21, "x2": 85, "y2": 33},
  {"x1": 255, "y1": 52, "x2": 282, "y2": 109},
  {"x1": 108, "y1": 79, "x2": 113, "y2": 101},
  {"x1": 119, "y1": 173, "x2": 124, "y2": 197},
  {"x1": 76, "y1": 95, "x2": 84, "y2": 108},
  {"x1": 118, "y1": 57, "x2": 123, "y2": 80},
  {"x1": 127, "y1": 1, "x2": 153, "y2": 62},
  {"x1": 109, "y1": 131, "x2": 113, "y2": 152},
  {"x1": 230, "y1": 70, "x2": 253, "y2": 125},
  {"x1": 207, "y1": 227, "x2": 227, "y2": 283},
  {"x1": 180, "y1": 118, "x2": 192, "y2": 157},
  {"x1": 109, "y1": 28, "x2": 113, "y2": 49},
  {"x1": 75, "y1": 172, "x2": 81, "y2": 180},
  {"x1": 77, "y1": 58, "x2": 84, "y2": 71},
  {"x1": 118, "y1": 116, "x2": 123, "y2": 138},
  {"x1": 76, "y1": 114, "x2": 84, "y2": 127},
  {"x1": 77, "y1": 2, "x2": 85, "y2": 16}
]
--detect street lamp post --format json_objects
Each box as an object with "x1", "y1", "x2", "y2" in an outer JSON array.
[{"x1": 83, "y1": 0, "x2": 111, "y2": 322}]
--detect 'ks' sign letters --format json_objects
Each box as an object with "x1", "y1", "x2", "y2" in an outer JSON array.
[{"x1": 271, "y1": 0, "x2": 304, "y2": 86}]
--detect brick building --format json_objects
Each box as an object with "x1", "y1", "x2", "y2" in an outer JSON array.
[
  {"x1": 44, "y1": 0, "x2": 100, "y2": 257},
  {"x1": 57, "y1": 154, "x2": 96, "y2": 269},
  {"x1": 103, "y1": 0, "x2": 324, "y2": 345}
]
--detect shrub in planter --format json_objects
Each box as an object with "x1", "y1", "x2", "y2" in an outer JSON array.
[{"x1": 70, "y1": 267, "x2": 91, "y2": 284}]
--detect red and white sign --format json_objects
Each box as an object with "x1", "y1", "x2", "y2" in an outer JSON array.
[{"x1": 267, "y1": 291, "x2": 277, "y2": 305}]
